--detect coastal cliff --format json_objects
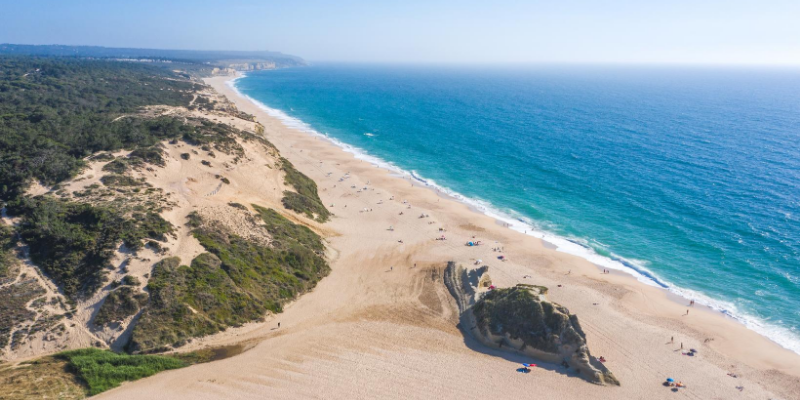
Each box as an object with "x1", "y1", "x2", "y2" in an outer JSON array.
[
  {"x1": 211, "y1": 62, "x2": 280, "y2": 75},
  {"x1": 444, "y1": 262, "x2": 619, "y2": 386}
]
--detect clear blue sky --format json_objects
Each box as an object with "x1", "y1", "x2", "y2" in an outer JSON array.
[{"x1": 2, "y1": 0, "x2": 799, "y2": 65}]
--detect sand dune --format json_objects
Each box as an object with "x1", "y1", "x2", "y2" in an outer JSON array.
[{"x1": 96, "y1": 75, "x2": 800, "y2": 400}]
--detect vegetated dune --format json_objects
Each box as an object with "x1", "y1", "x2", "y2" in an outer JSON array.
[
  {"x1": 0, "y1": 59, "x2": 332, "y2": 364},
  {"x1": 0, "y1": 66, "x2": 336, "y2": 396}
]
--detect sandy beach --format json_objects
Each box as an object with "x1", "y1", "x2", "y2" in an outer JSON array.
[{"x1": 95, "y1": 74, "x2": 800, "y2": 400}]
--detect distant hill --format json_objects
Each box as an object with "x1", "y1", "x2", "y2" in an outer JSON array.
[{"x1": 0, "y1": 44, "x2": 306, "y2": 73}]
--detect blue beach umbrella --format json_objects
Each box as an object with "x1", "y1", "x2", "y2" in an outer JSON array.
[{"x1": 666, "y1": 378, "x2": 675, "y2": 383}]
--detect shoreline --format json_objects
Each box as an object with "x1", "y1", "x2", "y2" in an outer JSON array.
[
  {"x1": 211, "y1": 72, "x2": 800, "y2": 381},
  {"x1": 226, "y1": 71, "x2": 800, "y2": 357},
  {"x1": 98, "y1": 73, "x2": 800, "y2": 399}
]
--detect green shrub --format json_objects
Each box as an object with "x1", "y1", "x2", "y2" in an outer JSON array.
[
  {"x1": 227, "y1": 202, "x2": 247, "y2": 210},
  {"x1": 100, "y1": 174, "x2": 140, "y2": 187},
  {"x1": 0, "y1": 224, "x2": 16, "y2": 279},
  {"x1": 121, "y1": 275, "x2": 140, "y2": 286},
  {"x1": 279, "y1": 158, "x2": 329, "y2": 222},
  {"x1": 9, "y1": 197, "x2": 173, "y2": 300},
  {"x1": 129, "y1": 147, "x2": 165, "y2": 167},
  {"x1": 101, "y1": 159, "x2": 132, "y2": 174},
  {"x1": 122, "y1": 212, "x2": 174, "y2": 247},
  {"x1": 281, "y1": 191, "x2": 330, "y2": 223},
  {"x1": 252, "y1": 205, "x2": 324, "y2": 253},
  {"x1": 90, "y1": 153, "x2": 116, "y2": 162},
  {"x1": 94, "y1": 286, "x2": 147, "y2": 326},
  {"x1": 129, "y1": 209, "x2": 329, "y2": 352}
]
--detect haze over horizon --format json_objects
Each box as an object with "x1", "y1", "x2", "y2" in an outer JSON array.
[{"x1": 2, "y1": 0, "x2": 800, "y2": 66}]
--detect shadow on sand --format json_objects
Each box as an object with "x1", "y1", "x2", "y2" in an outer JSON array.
[{"x1": 455, "y1": 314, "x2": 583, "y2": 380}]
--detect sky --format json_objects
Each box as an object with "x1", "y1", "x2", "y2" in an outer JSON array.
[{"x1": 2, "y1": 0, "x2": 799, "y2": 65}]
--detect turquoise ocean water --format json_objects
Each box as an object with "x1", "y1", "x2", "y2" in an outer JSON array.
[{"x1": 233, "y1": 64, "x2": 800, "y2": 354}]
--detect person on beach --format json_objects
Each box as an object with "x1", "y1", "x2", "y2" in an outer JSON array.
[{"x1": 278, "y1": 322, "x2": 281, "y2": 328}]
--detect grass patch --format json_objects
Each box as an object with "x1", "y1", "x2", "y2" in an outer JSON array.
[
  {"x1": 279, "y1": 158, "x2": 329, "y2": 222},
  {"x1": 0, "y1": 346, "x2": 240, "y2": 399},
  {"x1": 56, "y1": 348, "x2": 187, "y2": 395},
  {"x1": 0, "y1": 356, "x2": 86, "y2": 400},
  {"x1": 102, "y1": 159, "x2": 134, "y2": 174}
]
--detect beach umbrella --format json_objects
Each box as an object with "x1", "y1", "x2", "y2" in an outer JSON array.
[{"x1": 666, "y1": 378, "x2": 675, "y2": 383}]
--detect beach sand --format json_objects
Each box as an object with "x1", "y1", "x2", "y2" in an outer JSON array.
[{"x1": 97, "y1": 74, "x2": 800, "y2": 400}]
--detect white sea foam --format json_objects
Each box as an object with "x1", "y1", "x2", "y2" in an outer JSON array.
[{"x1": 228, "y1": 77, "x2": 800, "y2": 356}]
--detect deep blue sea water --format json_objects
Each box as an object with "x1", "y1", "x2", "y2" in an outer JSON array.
[{"x1": 233, "y1": 64, "x2": 800, "y2": 353}]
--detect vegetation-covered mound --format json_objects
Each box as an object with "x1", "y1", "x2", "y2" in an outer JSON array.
[
  {"x1": 473, "y1": 286, "x2": 586, "y2": 354},
  {"x1": 0, "y1": 58, "x2": 197, "y2": 201},
  {"x1": 0, "y1": 224, "x2": 16, "y2": 280},
  {"x1": 444, "y1": 263, "x2": 618, "y2": 386},
  {"x1": 94, "y1": 286, "x2": 148, "y2": 326},
  {"x1": 8, "y1": 196, "x2": 173, "y2": 300},
  {"x1": 128, "y1": 208, "x2": 329, "y2": 353},
  {"x1": 279, "y1": 158, "x2": 330, "y2": 222},
  {"x1": 0, "y1": 56, "x2": 331, "y2": 388}
]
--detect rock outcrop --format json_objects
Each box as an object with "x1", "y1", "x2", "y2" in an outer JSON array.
[{"x1": 444, "y1": 262, "x2": 619, "y2": 386}]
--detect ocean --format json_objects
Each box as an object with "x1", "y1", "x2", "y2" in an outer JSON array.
[{"x1": 232, "y1": 63, "x2": 800, "y2": 354}]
